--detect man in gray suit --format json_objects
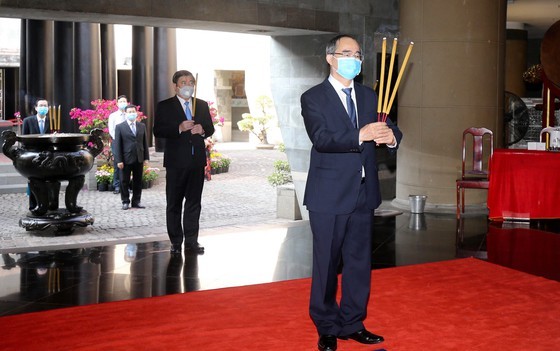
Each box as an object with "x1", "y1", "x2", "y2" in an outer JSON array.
[{"x1": 113, "y1": 105, "x2": 150, "y2": 210}]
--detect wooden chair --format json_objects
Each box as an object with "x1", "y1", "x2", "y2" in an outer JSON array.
[{"x1": 456, "y1": 127, "x2": 493, "y2": 219}]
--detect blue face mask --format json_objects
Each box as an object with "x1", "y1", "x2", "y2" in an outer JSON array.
[
  {"x1": 37, "y1": 106, "x2": 48, "y2": 115},
  {"x1": 118, "y1": 102, "x2": 128, "y2": 110},
  {"x1": 336, "y1": 57, "x2": 362, "y2": 80},
  {"x1": 126, "y1": 113, "x2": 137, "y2": 121}
]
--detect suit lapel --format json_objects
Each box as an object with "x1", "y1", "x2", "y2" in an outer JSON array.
[
  {"x1": 322, "y1": 80, "x2": 357, "y2": 129},
  {"x1": 173, "y1": 97, "x2": 186, "y2": 120}
]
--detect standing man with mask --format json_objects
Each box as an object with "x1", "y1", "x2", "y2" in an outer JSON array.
[
  {"x1": 153, "y1": 70, "x2": 214, "y2": 256},
  {"x1": 108, "y1": 95, "x2": 129, "y2": 194},
  {"x1": 22, "y1": 98, "x2": 50, "y2": 135},
  {"x1": 113, "y1": 105, "x2": 149, "y2": 210},
  {"x1": 301, "y1": 34, "x2": 403, "y2": 351},
  {"x1": 22, "y1": 98, "x2": 51, "y2": 211}
]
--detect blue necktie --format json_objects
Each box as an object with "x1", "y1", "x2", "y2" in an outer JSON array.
[
  {"x1": 342, "y1": 88, "x2": 357, "y2": 128},
  {"x1": 184, "y1": 101, "x2": 193, "y2": 120},
  {"x1": 184, "y1": 101, "x2": 195, "y2": 155},
  {"x1": 39, "y1": 119, "x2": 45, "y2": 134},
  {"x1": 130, "y1": 122, "x2": 136, "y2": 135}
]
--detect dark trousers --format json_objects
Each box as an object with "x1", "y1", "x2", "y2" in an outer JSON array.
[
  {"x1": 120, "y1": 162, "x2": 143, "y2": 206},
  {"x1": 111, "y1": 143, "x2": 120, "y2": 189},
  {"x1": 165, "y1": 165, "x2": 205, "y2": 247},
  {"x1": 309, "y1": 182, "x2": 373, "y2": 336}
]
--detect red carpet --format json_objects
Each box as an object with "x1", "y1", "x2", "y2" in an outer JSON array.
[{"x1": 2, "y1": 258, "x2": 559, "y2": 350}]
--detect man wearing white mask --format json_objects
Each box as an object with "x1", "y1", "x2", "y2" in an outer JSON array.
[
  {"x1": 153, "y1": 70, "x2": 214, "y2": 256},
  {"x1": 108, "y1": 95, "x2": 129, "y2": 194},
  {"x1": 113, "y1": 105, "x2": 149, "y2": 210},
  {"x1": 22, "y1": 98, "x2": 51, "y2": 211}
]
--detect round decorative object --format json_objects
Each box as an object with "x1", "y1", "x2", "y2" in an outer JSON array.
[
  {"x1": 541, "y1": 20, "x2": 560, "y2": 87},
  {"x1": 1, "y1": 129, "x2": 104, "y2": 230}
]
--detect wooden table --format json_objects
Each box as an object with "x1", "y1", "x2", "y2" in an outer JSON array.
[{"x1": 488, "y1": 149, "x2": 560, "y2": 220}]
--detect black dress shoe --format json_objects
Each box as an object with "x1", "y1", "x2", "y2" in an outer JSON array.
[
  {"x1": 184, "y1": 243, "x2": 205, "y2": 255},
  {"x1": 318, "y1": 335, "x2": 337, "y2": 351},
  {"x1": 170, "y1": 244, "x2": 182, "y2": 255},
  {"x1": 131, "y1": 203, "x2": 145, "y2": 209},
  {"x1": 122, "y1": 203, "x2": 129, "y2": 210},
  {"x1": 338, "y1": 329, "x2": 384, "y2": 344}
]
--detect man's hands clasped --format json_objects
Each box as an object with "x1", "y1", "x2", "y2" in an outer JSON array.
[
  {"x1": 359, "y1": 122, "x2": 396, "y2": 146},
  {"x1": 179, "y1": 120, "x2": 205, "y2": 135}
]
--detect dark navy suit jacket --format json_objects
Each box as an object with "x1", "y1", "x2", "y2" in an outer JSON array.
[
  {"x1": 153, "y1": 96, "x2": 214, "y2": 169},
  {"x1": 113, "y1": 121, "x2": 149, "y2": 165},
  {"x1": 301, "y1": 79, "x2": 403, "y2": 215},
  {"x1": 22, "y1": 115, "x2": 50, "y2": 135}
]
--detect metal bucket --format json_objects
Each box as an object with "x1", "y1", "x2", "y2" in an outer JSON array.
[{"x1": 409, "y1": 195, "x2": 427, "y2": 214}]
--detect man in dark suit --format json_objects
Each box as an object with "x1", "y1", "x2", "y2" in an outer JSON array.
[
  {"x1": 22, "y1": 98, "x2": 50, "y2": 135},
  {"x1": 22, "y1": 98, "x2": 51, "y2": 211},
  {"x1": 113, "y1": 105, "x2": 150, "y2": 210},
  {"x1": 153, "y1": 70, "x2": 214, "y2": 256},
  {"x1": 301, "y1": 34, "x2": 403, "y2": 351}
]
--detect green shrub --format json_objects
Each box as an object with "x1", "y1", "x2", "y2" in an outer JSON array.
[{"x1": 268, "y1": 160, "x2": 292, "y2": 186}]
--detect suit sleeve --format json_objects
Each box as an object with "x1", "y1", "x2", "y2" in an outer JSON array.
[
  {"x1": 22, "y1": 118, "x2": 30, "y2": 135},
  {"x1": 142, "y1": 124, "x2": 150, "y2": 161},
  {"x1": 301, "y1": 90, "x2": 361, "y2": 153},
  {"x1": 153, "y1": 100, "x2": 181, "y2": 139},
  {"x1": 196, "y1": 100, "x2": 215, "y2": 138},
  {"x1": 113, "y1": 125, "x2": 123, "y2": 164}
]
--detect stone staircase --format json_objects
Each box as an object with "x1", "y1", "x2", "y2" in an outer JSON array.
[
  {"x1": 0, "y1": 157, "x2": 98, "y2": 194},
  {"x1": 0, "y1": 162, "x2": 29, "y2": 193},
  {"x1": 0, "y1": 148, "x2": 164, "y2": 195}
]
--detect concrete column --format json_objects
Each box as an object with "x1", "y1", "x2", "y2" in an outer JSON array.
[
  {"x1": 505, "y1": 28, "x2": 528, "y2": 97},
  {"x1": 53, "y1": 21, "x2": 75, "y2": 132},
  {"x1": 132, "y1": 26, "x2": 154, "y2": 144},
  {"x1": 153, "y1": 27, "x2": 176, "y2": 151},
  {"x1": 74, "y1": 22, "x2": 102, "y2": 109},
  {"x1": 395, "y1": 0, "x2": 507, "y2": 211},
  {"x1": 22, "y1": 19, "x2": 54, "y2": 111},
  {"x1": 100, "y1": 24, "x2": 117, "y2": 100},
  {"x1": 18, "y1": 19, "x2": 27, "y2": 115}
]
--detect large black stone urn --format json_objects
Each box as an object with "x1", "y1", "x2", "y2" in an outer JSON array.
[{"x1": 2, "y1": 129, "x2": 104, "y2": 232}]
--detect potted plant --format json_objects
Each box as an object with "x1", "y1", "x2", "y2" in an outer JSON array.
[
  {"x1": 237, "y1": 95, "x2": 275, "y2": 146},
  {"x1": 95, "y1": 167, "x2": 113, "y2": 191},
  {"x1": 142, "y1": 167, "x2": 160, "y2": 189},
  {"x1": 267, "y1": 160, "x2": 292, "y2": 187},
  {"x1": 220, "y1": 157, "x2": 231, "y2": 173}
]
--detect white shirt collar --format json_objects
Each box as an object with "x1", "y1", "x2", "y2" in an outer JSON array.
[
  {"x1": 327, "y1": 75, "x2": 358, "y2": 120},
  {"x1": 176, "y1": 95, "x2": 192, "y2": 106}
]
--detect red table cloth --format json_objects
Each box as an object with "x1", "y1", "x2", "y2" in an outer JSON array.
[{"x1": 488, "y1": 149, "x2": 560, "y2": 220}]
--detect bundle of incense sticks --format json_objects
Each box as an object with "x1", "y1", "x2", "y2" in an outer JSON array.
[
  {"x1": 48, "y1": 105, "x2": 62, "y2": 131},
  {"x1": 377, "y1": 38, "x2": 414, "y2": 122},
  {"x1": 192, "y1": 73, "x2": 198, "y2": 116}
]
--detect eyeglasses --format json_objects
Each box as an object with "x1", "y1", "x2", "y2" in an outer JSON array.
[{"x1": 331, "y1": 51, "x2": 363, "y2": 61}]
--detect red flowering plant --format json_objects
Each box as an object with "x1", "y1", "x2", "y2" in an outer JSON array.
[
  {"x1": 70, "y1": 99, "x2": 146, "y2": 162},
  {"x1": 208, "y1": 101, "x2": 224, "y2": 126}
]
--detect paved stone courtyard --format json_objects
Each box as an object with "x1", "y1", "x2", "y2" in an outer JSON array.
[{"x1": 0, "y1": 143, "x2": 293, "y2": 253}]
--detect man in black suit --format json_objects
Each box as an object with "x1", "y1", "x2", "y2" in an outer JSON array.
[
  {"x1": 301, "y1": 34, "x2": 403, "y2": 351},
  {"x1": 153, "y1": 70, "x2": 214, "y2": 255},
  {"x1": 22, "y1": 98, "x2": 51, "y2": 211},
  {"x1": 22, "y1": 98, "x2": 50, "y2": 135},
  {"x1": 113, "y1": 105, "x2": 150, "y2": 210}
]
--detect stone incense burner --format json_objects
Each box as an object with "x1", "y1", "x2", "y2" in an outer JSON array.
[{"x1": 2, "y1": 129, "x2": 104, "y2": 232}]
